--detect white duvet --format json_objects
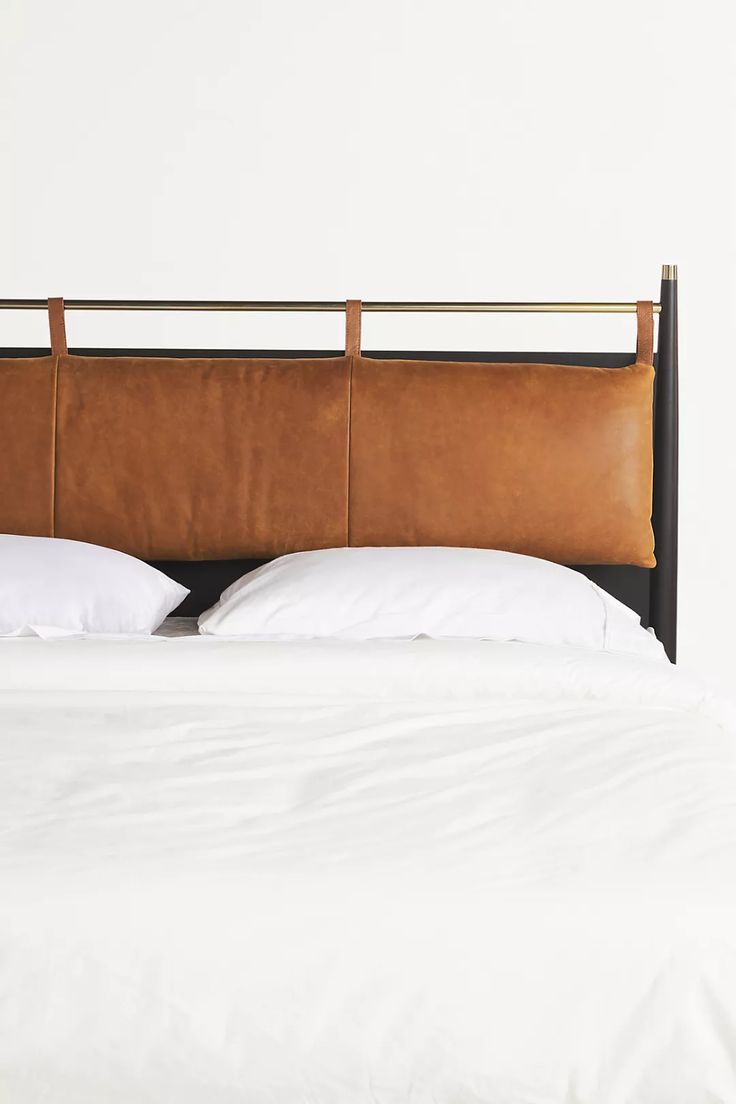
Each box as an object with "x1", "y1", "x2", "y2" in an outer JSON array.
[{"x1": 1, "y1": 627, "x2": 736, "y2": 1104}]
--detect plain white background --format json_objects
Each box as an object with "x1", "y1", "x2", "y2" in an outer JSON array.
[{"x1": 1, "y1": 0, "x2": 734, "y2": 687}]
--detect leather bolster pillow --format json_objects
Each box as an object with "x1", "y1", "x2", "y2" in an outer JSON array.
[
  {"x1": 0, "y1": 355, "x2": 352, "y2": 560},
  {"x1": 0, "y1": 352, "x2": 654, "y2": 566},
  {"x1": 349, "y1": 357, "x2": 655, "y2": 567}
]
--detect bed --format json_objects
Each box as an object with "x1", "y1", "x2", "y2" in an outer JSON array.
[{"x1": 5, "y1": 268, "x2": 733, "y2": 1104}]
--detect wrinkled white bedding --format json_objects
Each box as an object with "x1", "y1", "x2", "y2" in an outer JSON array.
[{"x1": 1, "y1": 628, "x2": 736, "y2": 1103}]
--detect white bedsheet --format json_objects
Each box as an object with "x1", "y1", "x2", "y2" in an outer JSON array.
[{"x1": 1, "y1": 630, "x2": 736, "y2": 1103}]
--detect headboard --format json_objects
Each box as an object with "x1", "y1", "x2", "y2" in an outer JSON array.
[{"x1": 0, "y1": 266, "x2": 679, "y2": 660}]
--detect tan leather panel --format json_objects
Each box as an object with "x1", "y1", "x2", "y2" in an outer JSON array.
[
  {"x1": 349, "y1": 357, "x2": 655, "y2": 566},
  {"x1": 55, "y1": 355, "x2": 351, "y2": 559},
  {"x1": 0, "y1": 357, "x2": 57, "y2": 536}
]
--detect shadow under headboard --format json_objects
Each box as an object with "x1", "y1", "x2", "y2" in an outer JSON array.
[{"x1": 0, "y1": 266, "x2": 679, "y2": 659}]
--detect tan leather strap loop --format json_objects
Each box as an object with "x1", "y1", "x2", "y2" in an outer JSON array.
[
  {"x1": 635, "y1": 300, "x2": 654, "y2": 366},
  {"x1": 48, "y1": 298, "x2": 68, "y2": 356},
  {"x1": 345, "y1": 299, "x2": 361, "y2": 357}
]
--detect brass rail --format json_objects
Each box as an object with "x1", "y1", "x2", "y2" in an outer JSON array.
[{"x1": 0, "y1": 299, "x2": 661, "y2": 313}]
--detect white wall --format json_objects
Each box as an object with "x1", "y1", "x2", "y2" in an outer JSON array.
[{"x1": 2, "y1": 0, "x2": 734, "y2": 687}]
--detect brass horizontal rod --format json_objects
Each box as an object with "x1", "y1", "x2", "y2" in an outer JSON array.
[{"x1": 0, "y1": 299, "x2": 662, "y2": 314}]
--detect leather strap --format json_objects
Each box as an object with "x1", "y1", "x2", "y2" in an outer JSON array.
[
  {"x1": 635, "y1": 301, "x2": 654, "y2": 366},
  {"x1": 48, "y1": 298, "x2": 68, "y2": 356},
  {"x1": 345, "y1": 300, "x2": 361, "y2": 356}
]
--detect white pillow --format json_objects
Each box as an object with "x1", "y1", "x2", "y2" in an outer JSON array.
[
  {"x1": 0, "y1": 535, "x2": 189, "y2": 636},
  {"x1": 198, "y1": 546, "x2": 665, "y2": 659}
]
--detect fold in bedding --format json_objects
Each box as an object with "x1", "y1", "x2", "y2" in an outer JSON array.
[{"x1": 1, "y1": 636, "x2": 735, "y2": 1103}]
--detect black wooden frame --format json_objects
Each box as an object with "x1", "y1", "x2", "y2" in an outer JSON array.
[{"x1": 0, "y1": 273, "x2": 679, "y2": 659}]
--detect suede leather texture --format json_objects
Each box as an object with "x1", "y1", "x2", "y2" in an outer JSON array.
[
  {"x1": 0, "y1": 357, "x2": 57, "y2": 536},
  {"x1": 55, "y1": 355, "x2": 351, "y2": 559},
  {"x1": 0, "y1": 352, "x2": 655, "y2": 565},
  {"x1": 349, "y1": 357, "x2": 655, "y2": 566}
]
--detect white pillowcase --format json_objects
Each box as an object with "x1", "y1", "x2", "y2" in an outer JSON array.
[
  {"x1": 198, "y1": 546, "x2": 665, "y2": 659},
  {"x1": 0, "y1": 535, "x2": 189, "y2": 636}
]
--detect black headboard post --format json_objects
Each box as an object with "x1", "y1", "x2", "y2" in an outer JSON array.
[{"x1": 650, "y1": 265, "x2": 679, "y2": 661}]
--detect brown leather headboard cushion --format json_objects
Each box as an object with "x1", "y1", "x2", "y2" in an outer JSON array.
[
  {"x1": 349, "y1": 355, "x2": 655, "y2": 567},
  {"x1": 0, "y1": 300, "x2": 655, "y2": 566},
  {"x1": 55, "y1": 355, "x2": 351, "y2": 559}
]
